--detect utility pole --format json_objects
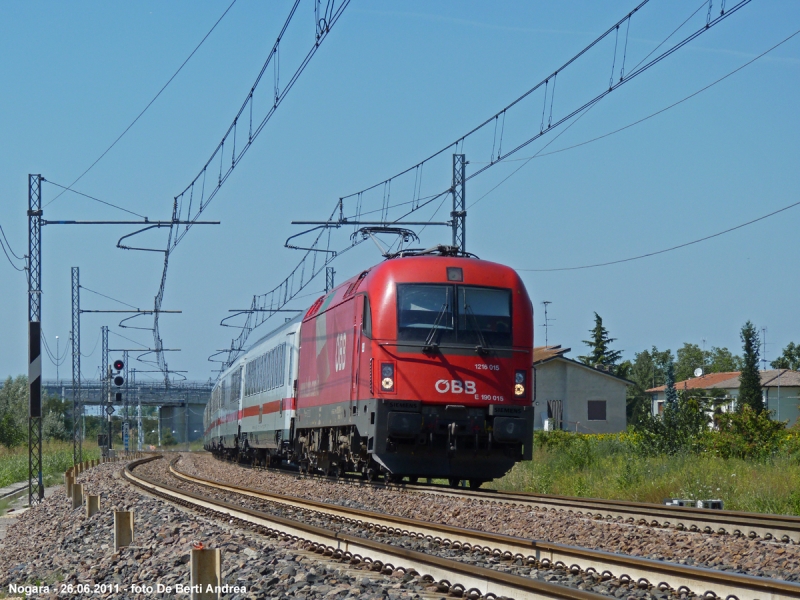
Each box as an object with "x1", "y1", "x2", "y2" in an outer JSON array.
[
  {"x1": 27, "y1": 174, "x2": 44, "y2": 506},
  {"x1": 134, "y1": 369, "x2": 143, "y2": 451},
  {"x1": 761, "y1": 327, "x2": 768, "y2": 371},
  {"x1": 541, "y1": 301, "x2": 554, "y2": 347},
  {"x1": 101, "y1": 326, "x2": 110, "y2": 455},
  {"x1": 451, "y1": 154, "x2": 466, "y2": 254},
  {"x1": 325, "y1": 267, "x2": 335, "y2": 293},
  {"x1": 71, "y1": 267, "x2": 82, "y2": 465},
  {"x1": 185, "y1": 400, "x2": 189, "y2": 449},
  {"x1": 123, "y1": 350, "x2": 129, "y2": 453}
]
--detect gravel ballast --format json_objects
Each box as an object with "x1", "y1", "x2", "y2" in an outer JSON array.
[
  {"x1": 136, "y1": 458, "x2": 677, "y2": 599},
  {"x1": 178, "y1": 453, "x2": 800, "y2": 583},
  {"x1": 0, "y1": 459, "x2": 445, "y2": 599}
]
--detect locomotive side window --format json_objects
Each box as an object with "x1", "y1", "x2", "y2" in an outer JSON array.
[
  {"x1": 397, "y1": 285, "x2": 455, "y2": 343},
  {"x1": 458, "y1": 287, "x2": 512, "y2": 348},
  {"x1": 362, "y1": 294, "x2": 372, "y2": 338}
]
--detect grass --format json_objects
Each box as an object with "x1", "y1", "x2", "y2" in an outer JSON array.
[
  {"x1": 491, "y1": 437, "x2": 800, "y2": 516},
  {"x1": 0, "y1": 441, "x2": 101, "y2": 489}
]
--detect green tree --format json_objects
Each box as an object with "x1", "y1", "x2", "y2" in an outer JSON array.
[
  {"x1": 578, "y1": 313, "x2": 624, "y2": 374},
  {"x1": 771, "y1": 342, "x2": 800, "y2": 370},
  {"x1": 0, "y1": 375, "x2": 28, "y2": 447},
  {"x1": 626, "y1": 347, "x2": 674, "y2": 424},
  {"x1": 738, "y1": 321, "x2": 763, "y2": 413},
  {"x1": 675, "y1": 343, "x2": 742, "y2": 381},
  {"x1": 664, "y1": 359, "x2": 678, "y2": 411},
  {"x1": 675, "y1": 343, "x2": 705, "y2": 382},
  {"x1": 707, "y1": 346, "x2": 743, "y2": 373}
]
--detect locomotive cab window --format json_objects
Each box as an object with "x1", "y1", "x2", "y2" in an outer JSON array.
[
  {"x1": 397, "y1": 285, "x2": 455, "y2": 344},
  {"x1": 458, "y1": 287, "x2": 512, "y2": 348},
  {"x1": 397, "y1": 284, "x2": 512, "y2": 347}
]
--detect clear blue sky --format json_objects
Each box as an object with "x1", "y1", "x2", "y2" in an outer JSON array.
[{"x1": 1, "y1": 1, "x2": 798, "y2": 385}]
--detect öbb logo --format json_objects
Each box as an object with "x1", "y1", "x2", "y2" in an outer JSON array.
[
  {"x1": 334, "y1": 333, "x2": 347, "y2": 372},
  {"x1": 435, "y1": 379, "x2": 476, "y2": 394}
]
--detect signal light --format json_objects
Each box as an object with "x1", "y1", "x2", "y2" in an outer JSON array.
[{"x1": 112, "y1": 359, "x2": 125, "y2": 387}]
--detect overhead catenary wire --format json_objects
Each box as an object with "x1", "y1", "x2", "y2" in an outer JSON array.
[
  {"x1": 44, "y1": 0, "x2": 239, "y2": 209},
  {"x1": 219, "y1": 0, "x2": 755, "y2": 367},
  {"x1": 0, "y1": 226, "x2": 25, "y2": 272},
  {"x1": 0, "y1": 223, "x2": 24, "y2": 260},
  {"x1": 80, "y1": 285, "x2": 141, "y2": 310},
  {"x1": 469, "y1": 27, "x2": 800, "y2": 171},
  {"x1": 517, "y1": 198, "x2": 800, "y2": 273},
  {"x1": 43, "y1": 180, "x2": 148, "y2": 219}
]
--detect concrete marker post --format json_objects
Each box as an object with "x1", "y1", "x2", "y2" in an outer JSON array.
[
  {"x1": 72, "y1": 483, "x2": 83, "y2": 510},
  {"x1": 114, "y1": 511, "x2": 134, "y2": 551},
  {"x1": 191, "y1": 547, "x2": 221, "y2": 600},
  {"x1": 86, "y1": 494, "x2": 100, "y2": 518}
]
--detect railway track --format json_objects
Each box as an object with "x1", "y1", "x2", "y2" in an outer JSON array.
[
  {"x1": 215, "y1": 453, "x2": 800, "y2": 545},
  {"x1": 125, "y1": 455, "x2": 608, "y2": 600},
  {"x1": 158, "y1": 455, "x2": 800, "y2": 600}
]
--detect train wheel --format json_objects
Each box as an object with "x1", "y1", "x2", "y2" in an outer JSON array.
[
  {"x1": 407, "y1": 476, "x2": 418, "y2": 484},
  {"x1": 448, "y1": 478, "x2": 461, "y2": 488},
  {"x1": 365, "y1": 467, "x2": 377, "y2": 482},
  {"x1": 468, "y1": 479, "x2": 486, "y2": 489}
]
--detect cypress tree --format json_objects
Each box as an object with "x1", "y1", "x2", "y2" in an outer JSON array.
[
  {"x1": 664, "y1": 358, "x2": 678, "y2": 411},
  {"x1": 738, "y1": 321, "x2": 763, "y2": 413}
]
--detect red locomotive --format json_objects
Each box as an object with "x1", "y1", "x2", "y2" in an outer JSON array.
[{"x1": 205, "y1": 248, "x2": 534, "y2": 487}]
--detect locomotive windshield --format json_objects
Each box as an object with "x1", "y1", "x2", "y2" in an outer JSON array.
[{"x1": 397, "y1": 284, "x2": 512, "y2": 348}]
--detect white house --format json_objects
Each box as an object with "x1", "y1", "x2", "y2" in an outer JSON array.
[
  {"x1": 647, "y1": 369, "x2": 800, "y2": 426},
  {"x1": 532, "y1": 346, "x2": 629, "y2": 434}
]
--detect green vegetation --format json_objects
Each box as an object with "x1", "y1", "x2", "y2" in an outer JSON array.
[
  {"x1": 0, "y1": 441, "x2": 101, "y2": 488},
  {"x1": 494, "y1": 428, "x2": 800, "y2": 515},
  {"x1": 772, "y1": 342, "x2": 800, "y2": 370}
]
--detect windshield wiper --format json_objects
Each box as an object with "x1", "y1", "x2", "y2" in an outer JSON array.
[
  {"x1": 423, "y1": 290, "x2": 450, "y2": 353},
  {"x1": 464, "y1": 303, "x2": 490, "y2": 356}
]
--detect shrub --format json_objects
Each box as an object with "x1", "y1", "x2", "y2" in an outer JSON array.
[{"x1": 707, "y1": 405, "x2": 788, "y2": 460}]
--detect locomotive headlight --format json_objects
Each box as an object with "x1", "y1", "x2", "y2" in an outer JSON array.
[
  {"x1": 380, "y1": 362, "x2": 395, "y2": 392},
  {"x1": 514, "y1": 370, "x2": 526, "y2": 397}
]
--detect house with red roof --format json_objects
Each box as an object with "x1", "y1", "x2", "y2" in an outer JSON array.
[{"x1": 646, "y1": 370, "x2": 800, "y2": 425}]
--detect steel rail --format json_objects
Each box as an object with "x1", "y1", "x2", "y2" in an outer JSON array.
[
  {"x1": 214, "y1": 454, "x2": 800, "y2": 544},
  {"x1": 399, "y1": 486, "x2": 800, "y2": 544},
  {"x1": 171, "y1": 458, "x2": 800, "y2": 600},
  {"x1": 124, "y1": 456, "x2": 609, "y2": 600}
]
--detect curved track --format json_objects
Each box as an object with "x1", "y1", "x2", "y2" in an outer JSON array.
[
  {"x1": 125, "y1": 456, "x2": 606, "y2": 600},
  {"x1": 216, "y1": 453, "x2": 800, "y2": 544},
  {"x1": 130, "y1": 455, "x2": 800, "y2": 600}
]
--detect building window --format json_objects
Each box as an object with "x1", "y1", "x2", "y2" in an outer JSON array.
[{"x1": 587, "y1": 400, "x2": 606, "y2": 421}]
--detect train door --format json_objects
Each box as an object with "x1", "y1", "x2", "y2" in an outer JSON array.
[
  {"x1": 351, "y1": 297, "x2": 364, "y2": 405},
  {"x1": 356, "y1": 294, "x2": 373, "y2": 401}
]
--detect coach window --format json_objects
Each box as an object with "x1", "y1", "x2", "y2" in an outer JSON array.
[
  {"x1": 587, "y1": 400, "x2": 607, "y2": 421},
  {"x1": 362, "y1": 295, "x2": 372, "y2": 338}
]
